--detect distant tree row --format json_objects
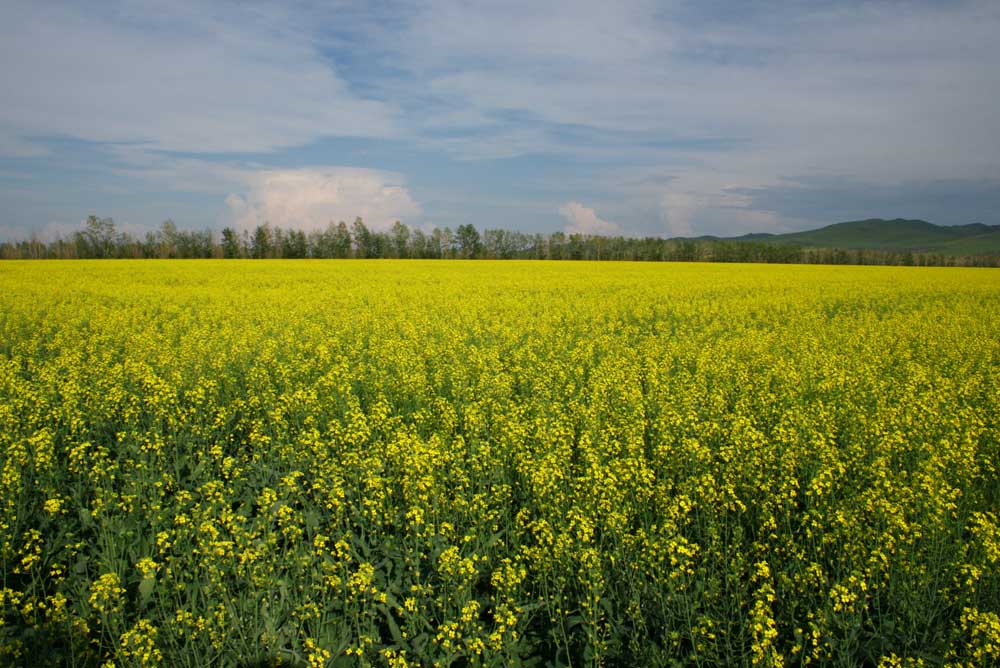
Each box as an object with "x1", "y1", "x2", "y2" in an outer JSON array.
[{"x1": 2, "y1": 214, "x2": 999, "y2": 267}]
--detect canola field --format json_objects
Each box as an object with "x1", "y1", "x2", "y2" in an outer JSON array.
[{"x1": 1, "y1": 259, "x2": 999, "y2": 668}]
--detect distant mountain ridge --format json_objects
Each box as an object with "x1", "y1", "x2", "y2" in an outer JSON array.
[{"x1": 691, "y1": 218, "x2": 1000, "y2": 255}]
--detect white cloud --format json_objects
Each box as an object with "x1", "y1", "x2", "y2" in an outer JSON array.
[
  {"x1": 558, "y1": 201, "x2": 620, "y2": 235},
  {"x1": 224, "y1": 167, "x2": 421, "y2": 232},
  {"x1": 0, "y1": 0, "x2": 395, "y2": 154}
]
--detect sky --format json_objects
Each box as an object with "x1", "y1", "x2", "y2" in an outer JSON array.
[{"x1": 1, "y1": 0, "x2": 998, "y2": 241}]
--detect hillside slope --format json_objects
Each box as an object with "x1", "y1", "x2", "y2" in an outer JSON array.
[{"x1": 747, "y1": 219, "x2": 1000, "y2": 254}]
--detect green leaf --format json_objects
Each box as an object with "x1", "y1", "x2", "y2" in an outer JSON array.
[
  {"x1": 138, "y1": 576, "x2": 156, "y2": 606},
  {"x1": 380, "y1": 606, "x2": 404, "y2": 646}
]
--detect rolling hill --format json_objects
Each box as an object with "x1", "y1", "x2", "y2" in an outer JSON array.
[{"x1": 724, "y1": 218, "x2": 1000, "y2": 255}]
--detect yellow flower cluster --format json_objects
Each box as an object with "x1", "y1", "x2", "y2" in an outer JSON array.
[
  {"x1": 88, "y1": 573, "x2": 125, "y2": 615},
  {"x1": 1, "y1": 259, "x2": 998, "y2": 667},
  {"x1": 118, "y1": 618, "x2": 163, "y2": 667}
]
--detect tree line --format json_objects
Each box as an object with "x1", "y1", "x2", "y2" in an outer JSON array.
[{"x1": 2, "y1": 214, "x2": 998, "y2": 267}]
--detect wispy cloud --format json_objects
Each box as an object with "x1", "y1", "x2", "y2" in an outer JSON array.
[
  {"x1": 0, "y1": 0, "x2": 395, "y2": 156},
  {"x1": 382, "y1": 0, "x2": 1000, "y2": 232}
]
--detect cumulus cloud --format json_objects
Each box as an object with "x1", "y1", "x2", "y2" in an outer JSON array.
[
  {"x1": 558, "y1": 201, "x2": 620, "y2": 235},
  {"x1": 224, "y1": 168, "x2": 421, "y2": 232}
]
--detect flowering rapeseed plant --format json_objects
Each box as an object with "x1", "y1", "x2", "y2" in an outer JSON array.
[{"x1": 0, "y1": 259, "x2": 998, "y2": 667}]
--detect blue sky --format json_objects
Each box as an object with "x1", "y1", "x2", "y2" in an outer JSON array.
[{"x1": 1, "y1": 0, "x2": 998, "y2": 241}]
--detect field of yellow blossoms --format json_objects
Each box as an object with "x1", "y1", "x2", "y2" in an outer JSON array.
[{"x1": 1, "y1": 259, "x2": 999, "y2": 668}]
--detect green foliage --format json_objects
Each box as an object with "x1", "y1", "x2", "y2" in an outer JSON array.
[
  {"x1": 4, "y1": 218, "x2": 1000, "y2": 265},
  {"x1": 455, "y1": 224, "x2": 482, "y2": 259}
]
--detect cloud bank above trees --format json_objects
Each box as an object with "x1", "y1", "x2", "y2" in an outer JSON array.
[{"x1": 223, "y1": 168, "x2": 421, "y2": 233}]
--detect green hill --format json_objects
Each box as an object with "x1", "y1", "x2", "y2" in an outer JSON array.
[{"x1": 744, "y1": 218, "x2": 1000, "y2": 255}]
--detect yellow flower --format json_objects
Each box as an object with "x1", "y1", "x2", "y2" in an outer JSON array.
[
  {"x1": 43, "y1": 498, "x2": 64, "y2": 514},
  {"x1": 89, "y1": 573, "x2": 125, "y2": 615}
]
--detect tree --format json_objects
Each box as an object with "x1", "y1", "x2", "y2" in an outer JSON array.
[
  {"x1": 547, "y1": 231, "x2": 565, "y2": 260},
  {"x1": 391, "y1": 221, "x2": 410, "y2": 259},
  {"x1": 283, "y1": 229, "x2": 308, "y2": 259},
  {"x1": 175, "y1": 229, "x2": 212, "y2": 258},
  {"x1": 333, "y1": 222, "x2": 352, "y2": 258},
  {"x1": 251, "y1": 224, "x2": 272, "y2": 259},
  {"x1": 483, "y1": 228, "x2": 519, "y2": 259},
  {"x1": 455, "y1": 224, "x2": 481, "y2": 259},
  {"x1": 676, "y1": 239, "x2": 698, "y2": 262},
  {"x1": 368, "y1": 231, "x2": 388, "y2": 259},
  {"x1": 431, "y1": 228, "x2": 447, "y2": 258},
  {"x1": 352, "y1": 217, "x2": 372, "y2": 258},
  {"x1": 409, "y1": 228, "x2": 428, "y2": 258},
  {"x1": 221, "y1": 227, "x2": 241, "y2": 258},
  {"x1": 271, "y1": 227, "x2": 286, "y2": 258},
  {"x1": 158, "y1": 219, "x2": 179, "y2": 258},
  {"x1": 76, "y1": 215, "x2": 117, "y2": 258},
  {"x1": 310, "y1": 223, "x2": 331, "y2": 258}
]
